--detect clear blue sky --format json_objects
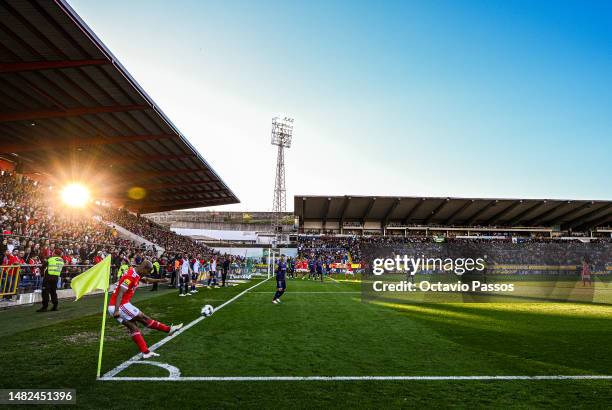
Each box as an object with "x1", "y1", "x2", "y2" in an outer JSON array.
[{"x1": 68, "y1": 0, "x2": 612, "y2": 211}]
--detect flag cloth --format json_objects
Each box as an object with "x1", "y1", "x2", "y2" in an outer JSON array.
[{"x1": 71, "y1": 255, "x2": 111, "y2": 300}]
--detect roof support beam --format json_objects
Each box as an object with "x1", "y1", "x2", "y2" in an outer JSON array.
[
  {"x1": 565, "y1": 203, "x2": 612, "y2": 230},
  {"x1": 144, "y1": 186, "x2": 221, "y2": 195},
  {"x1": 32, "y1": 153, "x2": 193, "y2": 169},
  {"x1": 322, "y1": 197, "x2": 331, "y2": 229},
  {"x1": 338, "y1": 196, "x2": 351, "y2": 230},
  {"x1": 24, "y1": 80, "x2": 67, "y2": 110},
  {"x1": 546, "y1": 202, "x2": 594, "y2": 226},
  {"x1": 139, "y1": 197, "x2": 229, "y2": 207},
  {"x1": 403, "y1": 198, "x2": 426, "y2": 225},
  {"x1": 124, "y1": 180, "x2": 217, "y2": 191},
  {"x1": 381, "y1": 198, "x2": 401, "y2": 228},
  {"x1": 362, "y1": 197, "x2": 376, "y2": 224},
  {"x1": 0, "y1": 104, "x2": 148, "y2": 123},
  {"x1": 122, "y1": 168, "x2": 210, "y2": 181},
  {"x1": 0, "y1": 59, "x2": 110, "y2": 74},
  {"x1": 525, "y1": 201, "x2": 570, "y2": 226},
  {"x1": 136, "y1": 198, "x2": 231, "y2": 213},
  {"x1": 0, "y1": 134, "x2": 177, "y2": 154},
  {"x1": 577, "y1": 211, "x2": 612, "y2": 231},
  {"x1": 465, "y1": 200, "x2": 498, "y2": 226},
  {"x1": 443, "y1": 200, "x2": 474, "y2": 225},
  {"x1": 507, "y1": 201, "x2": 547, "y2": 226},
  {"x1": 153, "y1": 188, "x2": 226, "y2": 201},
  {"x1": 106, "y1": 154, "x2": 194, "y2": 167},
  {"x1": 423, "y1": 198, "x2": 449, "y2": 225},
  {"x1": 482, "y1": 200, "x2": 522, "y2": 226},
  {"x1": 108, "y1": 188, "x2": 226, "y2": 202},
  {"x1": 301, "y1": 197, "x2": 307, "y2": 228}
]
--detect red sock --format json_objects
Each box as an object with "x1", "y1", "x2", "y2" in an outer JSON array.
[
  {"x1": 146, "y1": 319, "x2": 170, "y2": 333},
  {"x1": 131, "y1": 331, "x2": 149, "y2": 353}
]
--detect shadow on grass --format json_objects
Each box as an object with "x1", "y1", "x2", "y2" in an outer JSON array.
[{"x1": 370, "y1": 298, "x2": 612, "y2": 374}]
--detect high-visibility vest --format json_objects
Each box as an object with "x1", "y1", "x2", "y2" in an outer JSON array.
[
  {"x1": 153, "y1": 261, "x2": 160, "y2": 274},
  {"x1": 47, "y1": 256, "x2": 65, "y2": 276}
]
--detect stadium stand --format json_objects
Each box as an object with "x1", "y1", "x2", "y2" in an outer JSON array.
[
  {"x1": 0, "y1": 0, "x2": 244, "y2": 304},
  {"x1": 294, "y1": 194, "x2": 612, "y2": 275},
  {"x1": 297, "y1": 235, "x2": 361, "y2": 265},
  {"x1": 0, "y1": 171, "x2": 239, "y2": 299},
  {"x1": 0, "y1": 0, "x2": 238, "y2": 214},
  {"x1": 0, "y1": 171, "x2": 136, "y2": 257},
  {"x1": 295, "y1": 196, "x2": 612, "y2": 234},
  {"x1": 296, "y1": 234, "x2": 612, "y2": 275},
  {"x1": 98, "y1": 206, "x2": 213, "y2": 254}
]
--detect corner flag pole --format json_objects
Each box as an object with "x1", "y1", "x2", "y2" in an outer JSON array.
[
  {"x1": 70, "y1": 255, "x2": 112, "y2": 379},
  {"x1": 96, "y1": 286, "x2": 110, "y2": 378}
]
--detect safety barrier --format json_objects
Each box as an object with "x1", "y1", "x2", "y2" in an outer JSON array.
[
  {"x1": 0, "y1": 264, "x2": 98, "y2": 297},
  {"x1": 0, "y1": 265, "x2": 21, "y2": 297}
]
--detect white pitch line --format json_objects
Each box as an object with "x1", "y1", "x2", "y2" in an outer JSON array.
[
  {"x1": 100, "y1": 277, "x2": 271, "y2": 380},
  {"x1": 251, "y1": 291, "x2": 360, "y2": 294},
  {"x1": 130, "y1": 361, "x2": 182, "y2": 379},
  {"x1": 100, "y1": 375, "x2": 612, "y2": 382}
]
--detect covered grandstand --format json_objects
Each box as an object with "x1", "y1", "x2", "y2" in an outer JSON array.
[
  {"x1": 295, "y1": 195, "x2": 612, "y2": 235},
  {"x1": 0, "y1": 0, "x2": 244, "y2": 305},
  {"x1": 0, "y1": 0, "x2": 238, "y2": 213}
]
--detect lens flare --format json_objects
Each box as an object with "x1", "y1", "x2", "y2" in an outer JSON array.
[
  {"x1": 127, "y1": 186, "x2": 147, "y2": 200},
  {"x1": 61, "y1": 183, "x2": 90, "y2": 207}
]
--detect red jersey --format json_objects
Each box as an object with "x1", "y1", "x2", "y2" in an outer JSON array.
[
  {"x1": 581, "y1": 262, "x2": 591, "y2": 278},
  {"x1": 1, "y1": 256, "x2": 9, "y2": 275},
  {"x1": 110, "y1": 268, "x2": 141, "y2": 306},
  {"x1": 8, "y1": 255, "x2": 20, "y2": 276}
]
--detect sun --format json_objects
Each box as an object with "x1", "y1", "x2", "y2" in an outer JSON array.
[{"x1": 61, "y1": 183, "x2": 91, "y2": 207}]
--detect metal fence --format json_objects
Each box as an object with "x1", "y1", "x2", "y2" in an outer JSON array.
[
  {"x1": 0, "y1": 264, "x2": 97, "y2": 297},
  {"x1": 1, "y1": 262, "x2": 263, "y2": 298}
]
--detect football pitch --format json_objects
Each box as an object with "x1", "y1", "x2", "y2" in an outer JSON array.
[{"x1": 2, "y1": 276, "x2": 612, "y2": 408}]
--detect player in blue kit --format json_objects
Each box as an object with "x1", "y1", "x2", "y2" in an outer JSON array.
[
  {"x1": 272, "y1": 255, "x2": 287, "y2": 304},
  {"x1": 316, "y1": 257, "x2": 324, "y2": 282},
  {"x1": 307, "y1": 258, "x2": 316, "y2": 280}
]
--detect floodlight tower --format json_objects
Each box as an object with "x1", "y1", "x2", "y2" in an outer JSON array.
[{"x1": 271, "y1": 116, "x2": 294, "y2": 236}]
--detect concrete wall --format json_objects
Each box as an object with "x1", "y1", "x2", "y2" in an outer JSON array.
[{"x1": 170, "y1": 221, "x2": 274, "y2": 231}]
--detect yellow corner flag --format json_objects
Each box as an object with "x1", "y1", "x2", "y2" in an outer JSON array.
[
  {"x1": 71, "y1": 255, "x2": 111, "y2": 300},
  {"x1": 70, "y1": 255, "x2": 112, "y2": 378}
]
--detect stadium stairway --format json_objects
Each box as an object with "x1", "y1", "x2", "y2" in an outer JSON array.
[{"x1": 99, "y1": 219, "x2": 165, "y2": 257}]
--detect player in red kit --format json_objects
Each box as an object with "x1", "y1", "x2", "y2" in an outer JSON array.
[
  {"x1": 581, "y1": 258, "x2": 592, "y2": 287},
  {"x1": 108, "y1": 260, "x2": 183, "y2": 358}
]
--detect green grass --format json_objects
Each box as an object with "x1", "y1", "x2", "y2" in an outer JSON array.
[{"x1": 1, "y1": 276, "x2": 611, "y2": 408}]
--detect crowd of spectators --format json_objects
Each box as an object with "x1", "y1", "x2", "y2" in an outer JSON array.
[
  {"x1": 97, "y1": 206, "x2": 213, "y2": 255},
  {"x1": 297, "y1": 235, "x2": 362, "y2": 265},
  {"x1": 1, "y1": 172, "x2": 135, "y2": 266},
  {"x1": 297, "y1": 233, "x2": 612, "y2": 273},
  {"x1": 0, "y1": 171, "x2": 236, "y2": 299}
]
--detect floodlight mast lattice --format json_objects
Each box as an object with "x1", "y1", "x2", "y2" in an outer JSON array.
[{"x1": 271, "y1": 116, "x2": 294, "y2": 239}]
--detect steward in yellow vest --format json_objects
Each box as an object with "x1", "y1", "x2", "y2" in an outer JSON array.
[
  {"x1": 37, "y1": 249, "x2": 65, "y2": 312},
  {"x1": 151, "y1": 260, "x2": 161, "y2": 291}
]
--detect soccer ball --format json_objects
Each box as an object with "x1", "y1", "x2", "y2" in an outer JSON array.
[{"x1": 201, "y1": 304, "x2": 214, "y2": 317}]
